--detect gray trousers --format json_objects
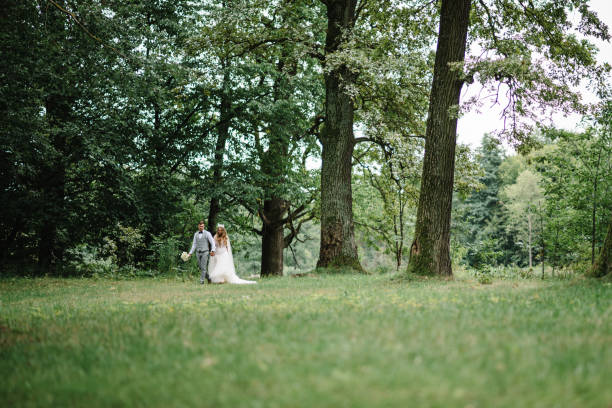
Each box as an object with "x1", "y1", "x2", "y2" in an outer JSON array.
[{"x1": 196, "y1": 250, "x2": 210, "y2": 282}]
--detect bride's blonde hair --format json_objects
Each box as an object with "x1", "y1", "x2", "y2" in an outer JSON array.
[{"x1": 214, "y1": 225, "x2": 229, "y2": 247}]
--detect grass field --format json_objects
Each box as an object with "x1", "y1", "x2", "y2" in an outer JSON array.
[{"x1": 1, "y1": 273, "x2": 610, "y2": 407}]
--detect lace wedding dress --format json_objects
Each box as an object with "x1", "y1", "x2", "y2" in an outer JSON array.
[{"x1": 208, "y1": 238, "x2": 256, "y2": 284}]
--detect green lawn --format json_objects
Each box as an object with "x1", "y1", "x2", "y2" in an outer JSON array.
[{"x1": 0, "y1": 274, "x2": 610, "y2": 407}]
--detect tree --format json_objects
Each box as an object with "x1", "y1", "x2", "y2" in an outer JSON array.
[
  {"x1": 0, "y1": 0, "x2": 212, "y2": 273},
  {"x1": 0, "y1": 0, "x2": 141, "y2": 271},
  {"x1": 188, "y1": 0, "x2": 324, "y2": 276},
  {"x1": 315, "y1": 0, "x2": 361, "y2": 269},
  {"x1": 589, "y1": 213, "x2": 612, "y2": 278},
  {"x1": 192, "y1": 0, "x2": 256, "y2": 234},
  {"x1": 407, "y1": 0, "x2": 609, "y2": 276},
  {"x1": 354, "y1": 139, "x2": 480, "y2": 272},
  {"x1": 453, "y1": 135, "x2": 522, "y2": 267},
  {"x1": 353, "y1": 138, "x2": 422, "y2": 271},
  {"x1": 407, "y1": 0, "x2": 472, "y2": 276},
  {"x1": 589, "y1": 100, "x2": 612, "y2": 277},
  {"x1": 525, "y1": 123, "x2": 611, "y2": 269},
  {"x1": 502, "y1": 169, "x2": 544, "y2": 268},
  {"x1": 316, "y1": 0, "x2": 437, "y2": 270}
]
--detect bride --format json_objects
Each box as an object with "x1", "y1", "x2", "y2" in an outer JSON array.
[{"x1": 208, "y1": 224, "x2": 257, "y2": 284}]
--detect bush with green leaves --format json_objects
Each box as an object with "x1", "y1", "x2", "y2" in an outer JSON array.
[
  {"x1": 113, "y1": 224, "x2": 145, "y2": 266},
  {"x1": 477, "y1": 273, "x2": 493, "y2": 284},
  {"x1": 65, "y1": 244, "x2": 116, "y2": 277},
  {"x1": 149, "y1": 236, "x2": 181, "y2": 275}
]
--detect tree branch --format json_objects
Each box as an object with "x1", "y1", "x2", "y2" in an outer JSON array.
[
  {"x1": 355, "y1": 0, "x2": 369, "y2": 23},
  {"x1": 354, "y1": 134, "x2": 425, "y2": 145},
  {"x1": 47, "y1": 0, "x2": 129, "y2": 60}
]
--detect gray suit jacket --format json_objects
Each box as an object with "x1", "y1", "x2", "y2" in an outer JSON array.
[{"x1": 189, "y1": 230, "x2": 216, "y2": 254}]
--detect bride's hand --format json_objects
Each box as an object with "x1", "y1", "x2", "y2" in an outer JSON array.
[{"x1": 210, "y1": 251, "x2": 215, "y2": 256}]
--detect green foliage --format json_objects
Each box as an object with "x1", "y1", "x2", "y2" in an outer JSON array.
[
  {"x1": 466, "y1": 238, "x2": 503, "y2": 272},
  {"x1": 587, "y1": 213, "x2": 612, "y2": 278},
  {"x1": 149, "y1": 236, "x2": 181, "y2": 276},
  {"x1": 501, "y1": 168, "x2": 544, "y2": 266},
  {"x1": 0, "y1": 0, "x2": 206, "y2": 272},
  {"x1": 518, "y1": 267, "x2": 533, "y2": 279},
  {"x1": 112, "y1": 224, "x2": 145, "y2": 266},
  {"x1": 453, "y1": 135, "x2": 521, "y2": 268},
  {"x1": 476, "y1": 273, "x2": 493, "y2": 284},
  {"x1": 65, "y1": 244, "x2": 116, "y2": 278},
  {"x1": 453, "y1": 116, "x2": 611, "y2": 275},
  {"x1": 502, "y1": 170, "x2": 544, "y2": 218},
  {"x1": 466, "y1": 0, "x2": 610, "y2": 145},
  {"x1": 530, "y1": 124, "x2": 612, "y2": 269},
  {"x1": 1, "y1": 0, "x2": 610, "y2": 277}
]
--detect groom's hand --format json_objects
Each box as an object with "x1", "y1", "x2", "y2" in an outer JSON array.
[{"x1": 210, "y1": 251, "x2": 215, "y2": 256}]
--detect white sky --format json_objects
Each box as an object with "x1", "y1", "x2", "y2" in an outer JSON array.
[{"x1": 456, "y1": 0, "x2": 612, "y2": 150}]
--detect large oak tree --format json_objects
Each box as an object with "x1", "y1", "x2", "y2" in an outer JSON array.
[{"x1": 407, "y1": 0, "x2": 609, "y2": 276}]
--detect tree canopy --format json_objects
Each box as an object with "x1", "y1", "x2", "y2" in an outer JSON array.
[{"x1": 1, "y1": 0, "x2": 610, "y2": 278}]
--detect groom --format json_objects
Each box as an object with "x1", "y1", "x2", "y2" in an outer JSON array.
[{"x1": 187, "y1": 220, "x2": 216, "y2": 284}]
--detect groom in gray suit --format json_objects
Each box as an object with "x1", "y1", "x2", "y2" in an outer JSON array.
[{"x1": 187, "y1": 220, "x2": 216, "y2": 284}]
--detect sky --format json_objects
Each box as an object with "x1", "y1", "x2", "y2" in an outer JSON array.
[{"x1": 456, "y1": 0, "x2": 612, "y2": 150}]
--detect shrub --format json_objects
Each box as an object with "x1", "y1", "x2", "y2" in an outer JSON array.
[
  {"x1": 114, "y1": 224, "x2": 145, "y2": 266},
  {"x1": 65, "y1": 244, "x2": 117, "y2": 277},
  {"x1": 477, "y1": 273, "x2": 493, "y2": 284},
  {"x1": 149, "y1": 236, "x2": 180, "y2": 275}
]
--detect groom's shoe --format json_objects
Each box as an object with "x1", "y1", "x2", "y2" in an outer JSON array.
[{"x1": 205, "y1": 274, "x2": 212, "y2": 284}]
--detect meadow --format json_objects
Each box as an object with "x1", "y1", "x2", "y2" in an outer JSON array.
[{"x1": 0, "y1": 273, "x2": 610, "y2": 407}]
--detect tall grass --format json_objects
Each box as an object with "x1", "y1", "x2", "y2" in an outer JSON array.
[{"x1": 0, "y1": 274, "x2": 610, "y2": 407}]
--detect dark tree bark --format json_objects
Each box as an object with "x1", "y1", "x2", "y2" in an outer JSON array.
[
  {"x1": 259, "y1": 126, "x2": 290, "y2": 277},
  {"x1": 591, "y1": 146, "x2": 602, "y2": 264},
  {"x1": 38, "y1": 94, "x2": 70, "y2": 273},
  {"x1": 1, "y1": 215, "x2": 24, "y2": 265},
  {"x1": 407, "y1": 0, "x2": 472, "y2": 276},
  {"x1": 259, "y1": 53, "x2": 296, "y2": 276},
  {"x1": 317, "y1": 0, "x2": 362, "y2": 271},
  {"x1": 207, "y1": 66, "x2": 231, "y2": 233},
  {"x1": 394, "y1": 191, "x2": 405, "y2": 271},
  {"x1": 589, "y1": 213, "x2": 612, "y2": 278},
  {"x1": 260, "y1": 198, "x2": 289, "y2": 276}
]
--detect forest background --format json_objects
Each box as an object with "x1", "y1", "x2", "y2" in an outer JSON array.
[{"x1": 1, "y1": 0, "x2": 611, "y2": 280}]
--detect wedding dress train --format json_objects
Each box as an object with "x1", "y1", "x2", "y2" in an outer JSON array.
[{"x1": 208, "y1": 239, "x2": 256, "y2": 284}]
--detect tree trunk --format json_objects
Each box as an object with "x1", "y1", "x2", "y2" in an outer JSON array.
[
  {"x1": 38, "y1": 94, "x2": 70, "y2": 273},
  {"x1": 207, "y1": 66, "x2": 231, "y2": 233},
  {"x1": 553, "y1": 223, "x2": 559, "y2": 276},
  {"x1": 406, "y1": 0, "x2": 472, "y2": 276},
  {"x1": 259, "y1": 53, "x2": 294, "y2": 276},
  {"x1": 317, "y1": 0, "x2": 361, "y2": 271},
  {"x1": 259, "y1": 121, "x2": 289, "y2": 277},
  {"x1": 394, "y1": 197, "x2": 404, "y2": 271},
  {"x1": 591, "y1": 146, "x2": 602, "y2": 264},
  {"x1": 261, "y1": 198, "x2": 288, "y2": 276},
  {"x1": 528, "y1": 213, "x2": 532, "y2": 269},
  {"x1": 1, "y1": 218, "x2": 22, "y2": 264},
  {"x1": 539, "y1": 202, "x2": 545, "y2": 278},
  {"x1": 589, "y1": 213, "x2": 612, "y2": 278}
]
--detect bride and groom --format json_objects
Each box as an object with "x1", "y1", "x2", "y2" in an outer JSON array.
[{"x1": 187, "y1": 221, "x2": 256, "y2": 285}]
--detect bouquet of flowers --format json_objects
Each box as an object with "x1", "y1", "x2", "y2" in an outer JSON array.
[{"x1": 180, "y1": 252, "x2": 189, "y2": 262}]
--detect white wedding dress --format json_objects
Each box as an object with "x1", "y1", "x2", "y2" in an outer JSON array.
[{"x1": 208, "y1": 238, "x2": 256, "y2": 284}]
